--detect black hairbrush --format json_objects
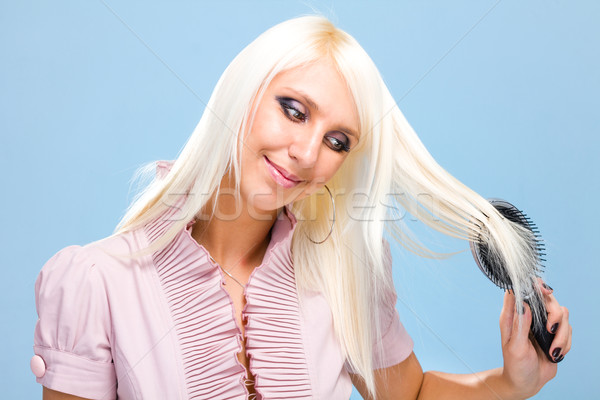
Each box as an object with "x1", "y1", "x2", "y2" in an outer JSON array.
[{"x1": 469, "y1": 198, "x2": 557, "y2": 363}]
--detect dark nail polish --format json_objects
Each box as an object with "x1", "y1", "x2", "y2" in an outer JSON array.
[
  {"x1": 555, "y1": 354, "x2": 565, "y2": 363},
  {"x1": 550, "y1": 323, "x2": 559, "y2": 334},
  {"x1": 552, "y1": 347, "x2": 562, "y2": 359},
  {"x1": 543, "y1": 282, "x2": 554, "y2": 291}
]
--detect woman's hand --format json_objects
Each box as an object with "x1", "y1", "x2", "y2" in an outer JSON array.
[
  {"x1": 354, "y1": 282, "x2": 572, "y2": 400},
  {"x1": 499, "y1": 284, "x2": 572, "y2": 398}
]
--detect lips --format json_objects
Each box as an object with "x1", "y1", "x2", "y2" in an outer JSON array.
[
  {"x1": 264, "y1": 157, "x2": 303, "y2": 182},
  {"x1": 264, "y1": 156, "x2": 304, "y2": 189}
]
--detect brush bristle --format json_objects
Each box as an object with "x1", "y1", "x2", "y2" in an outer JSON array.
[{"x1": 471, "y1": 201, "x2": 546, "y2": 291}]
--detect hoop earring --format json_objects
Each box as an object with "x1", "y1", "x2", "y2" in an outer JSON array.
[{"x1": 305, "y1": 184, "x2": 335, "y2": 244}]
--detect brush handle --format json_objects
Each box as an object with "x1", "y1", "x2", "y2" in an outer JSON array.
[{"x1": 526, "y1": 298, "x2": 557, "y2": 363}]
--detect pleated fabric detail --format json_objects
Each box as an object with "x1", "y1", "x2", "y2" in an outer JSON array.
[
  {"x1": 143, "y1": 204, "x2": 313, "y2": 399},
  {"x1": 243, "y1": 208, "x2": 312, "y2": 399},
  {"x1": 144, "y1": 214, "x2": 248, "y2": 399}
]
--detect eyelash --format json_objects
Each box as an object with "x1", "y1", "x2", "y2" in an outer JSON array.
[{"x1": 277, "y1": 97, "x2": 351, "y2": 153}]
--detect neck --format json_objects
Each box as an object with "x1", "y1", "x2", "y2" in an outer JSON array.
[{"x1": 190, "y1": 178, "x2": 280, "y2": 272}]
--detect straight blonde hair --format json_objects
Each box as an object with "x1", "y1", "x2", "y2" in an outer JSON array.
[{"x1": 111, "y1": 15, "x2": 545, "y2": 399}]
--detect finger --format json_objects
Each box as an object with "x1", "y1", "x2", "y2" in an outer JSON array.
[
  {"x1": 543, "y1": 291, "x2": 563, "y2": 335},
  {"x1": 550, "y1": 306, "x2": 571, "y2": 361},
  {"x1": 499, "y1": 291, "x2": 515, "y2": 346},
  {"x1": 537, "y1": 277, "x2": 554, "y2": 295},
  {"x1": 511, "y1": 299, "x2": 533, "y2": 348},
  {"x1": 564, "y1": 324, "x2": 572, "y2": 354}
]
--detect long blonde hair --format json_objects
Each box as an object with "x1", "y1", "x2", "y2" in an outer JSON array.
[{"x1": 112, "y1": 15, "x2": 544, "y2": 399}]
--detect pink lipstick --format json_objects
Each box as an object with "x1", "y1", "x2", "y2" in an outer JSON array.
[{"x1": 264, "y1": 157, "x2": 303, "y2": 188}]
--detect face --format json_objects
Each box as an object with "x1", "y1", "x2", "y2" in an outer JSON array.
[{"x1": 235, "y1": 60, "x2": 360, "y2": 216}]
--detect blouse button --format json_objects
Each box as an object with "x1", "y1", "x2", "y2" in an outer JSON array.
[{"x1": 30, "y1": 355, "x2": 46, "y2": 378}]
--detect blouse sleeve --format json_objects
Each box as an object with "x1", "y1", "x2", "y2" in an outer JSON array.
[
  {"x1": 32, "y1": 245, "x2": 117, "y2": 400},
  {"x1": 372, "y1": 238, "x2": 414, "y2": 369},
  {"x1": 346, "y1": 239, "x2": 414, "y2": 374}
]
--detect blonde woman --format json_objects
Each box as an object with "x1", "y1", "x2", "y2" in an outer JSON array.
[{"x1": 32, "y1": 15, "x2": 571, "y2": 400}]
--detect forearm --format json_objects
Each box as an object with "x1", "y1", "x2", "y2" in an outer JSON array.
[{"x1": 417, "y1": 368, "x2": 522, "y2": 400}]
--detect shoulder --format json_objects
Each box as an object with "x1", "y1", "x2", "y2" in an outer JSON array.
[
  {"x1": 37, "y1": 229, "x2": 142, "y2": 286},
  {"x1": 35, "y1": 245, "x2": 100, "y2": 299},
  {"x1": 35, "y1": 228, "x2": 149, "y2": 317},
  {"x1": 34, "y1": 244, "x2": 111, "y2": 331}
]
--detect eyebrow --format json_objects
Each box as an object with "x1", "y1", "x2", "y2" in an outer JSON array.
[{"x1": 283, "y1": 87, "x2": 360, "y2": 141}]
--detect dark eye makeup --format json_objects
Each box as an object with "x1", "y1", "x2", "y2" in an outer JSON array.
[
  {"x1": 325, "y1": 134, "x2": 351, "y2": 153},
  {"x1": 277, "y1": 96, "x2": 307, "y2": 122},
  {"x1": 276, "y1": 96, "x2": 351, "y2": 153}
]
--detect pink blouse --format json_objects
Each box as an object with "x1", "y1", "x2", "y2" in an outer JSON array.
[{"x1": 31, "y1": 172, "x2": 413, "y2": 400}]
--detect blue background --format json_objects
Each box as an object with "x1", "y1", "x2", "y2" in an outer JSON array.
[{"x1": 2, "y1": 1, "x2": 597, "y2": 398}]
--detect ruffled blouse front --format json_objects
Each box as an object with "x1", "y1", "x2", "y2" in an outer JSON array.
[
  {"x1": 32, "y1": 193, "x2": 413, "y2": 399},
  {"x1": 144, "y1": 205, "x2": 314, "y2": 399}
]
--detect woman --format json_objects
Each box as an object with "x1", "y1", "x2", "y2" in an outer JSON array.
[{"x1": 32, "y1": 15, "x2": 571, "y2": 400}]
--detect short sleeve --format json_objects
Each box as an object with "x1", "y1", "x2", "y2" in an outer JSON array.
[
  {"x1": 372, "y1": 239, "x2": 414, "y2": 369},
  {"x1": 32, "y1": 245, "x2": 117, "y2": 400},
  {"x1": 345, "y1": 239, "x2": 414, "y2": 374}
]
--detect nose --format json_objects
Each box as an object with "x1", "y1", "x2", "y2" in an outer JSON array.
[{"x1": 288, "y1": 127, "x2": 322, "y2": 169}]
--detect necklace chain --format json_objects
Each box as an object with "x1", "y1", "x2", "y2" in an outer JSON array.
[
  {"x1": 197, "y1": 223, "x2": 273, "y2": 290},
  {"x1": 210, "y1": 256, "x2": 246, "y2": 289}
]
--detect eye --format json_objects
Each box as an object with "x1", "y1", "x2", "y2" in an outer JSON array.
[
  {"x1": 277, "y1": 97, "x2": 307, "y2": 123},
  {"x1": 325, "y1": 133, "x2": 351, "y2": 153}
]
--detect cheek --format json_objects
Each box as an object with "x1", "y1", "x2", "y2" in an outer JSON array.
[
  {"x1": 246, "y1": 109, "x2": 289, "y2": 150},
  {"x1": 312, "y1": 155, "x2": 346, "y2": 183}
]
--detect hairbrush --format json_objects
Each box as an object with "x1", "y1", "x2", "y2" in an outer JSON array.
[{"x1": 469, "y1": 198, "x2": 557, "y2": 362}]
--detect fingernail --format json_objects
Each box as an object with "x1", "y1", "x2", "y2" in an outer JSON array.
[
  {"x1": 550, "y1": 323, "x2": 559, "y2": 334},
  {"x1": 543, "y1": 282, "x2": 554, "y2": 292},
  {"x1": 552, "y1": 347, "x2": 562, "y2": 359},
  {"x1": 555, "y1": 354, "x2": 565, "y2": 363}
]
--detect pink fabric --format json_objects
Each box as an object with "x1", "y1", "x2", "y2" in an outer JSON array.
[{"x1": 32, "y1": 163, "x2": 413, "y2": 400}]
